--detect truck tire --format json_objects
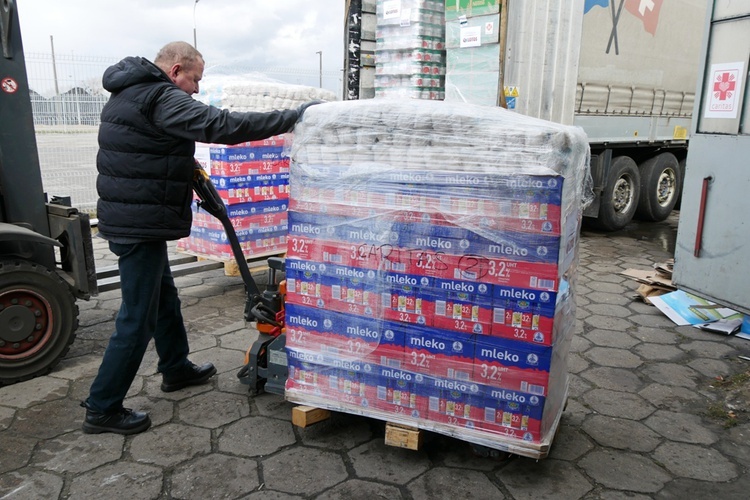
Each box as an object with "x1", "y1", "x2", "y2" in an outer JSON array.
[
  {"x1": 593, "y1": 156, "x2": 641, "y2": 231},
  {"x1": 0, "y1": 260, "x2": 78, "y2": 385},
  {"x1": 636, "y1": 153, "x2": 681, "y2": 221}
]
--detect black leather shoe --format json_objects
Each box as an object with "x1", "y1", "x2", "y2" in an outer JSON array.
[
  {"x1": 81, "y1": 402, "x2": 151, "y2": 435},
  {"x1": 161, "y1": 361, "x2": 217, "y2": 392}
]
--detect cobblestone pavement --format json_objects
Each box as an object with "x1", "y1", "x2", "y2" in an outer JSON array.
[{"x1": 1, "y1": 213, "x2": 749, "y2": 499}]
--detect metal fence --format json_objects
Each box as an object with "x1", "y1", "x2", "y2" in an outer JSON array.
[{"x1": 26, "y1": 52, "x2": 343, "y2": 215}]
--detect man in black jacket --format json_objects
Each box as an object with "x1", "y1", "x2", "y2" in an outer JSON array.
[{"x1": 82, "y1": 41, "x2": 318, "y2": 435}]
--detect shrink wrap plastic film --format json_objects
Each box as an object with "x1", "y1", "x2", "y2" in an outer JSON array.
[
  {"x1": 283, "y1": 99, "x2": 593, "y2": 456},
  {"x1": 195, "y1": 71, "x2": 336, "y2": 113}
]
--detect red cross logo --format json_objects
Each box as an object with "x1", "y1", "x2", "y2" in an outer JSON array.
[{"x1": 713, "y1": 72, "x2": 736, "y2": 101}]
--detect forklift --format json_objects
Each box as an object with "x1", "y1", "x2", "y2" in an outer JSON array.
[{"x1": 0, "y1": 0, "x2": 97, "y2": 385}]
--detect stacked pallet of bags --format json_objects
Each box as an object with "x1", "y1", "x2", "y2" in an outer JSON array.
[
  {"x1": 177, "y1": 74, "x2": 336, "y2": 261},
  {"x1": 283, "y1": 99, "x2": 592, "y2": 456},
  {"x1": 375, "y1": 0, "x2": 446, "y2": 100}
]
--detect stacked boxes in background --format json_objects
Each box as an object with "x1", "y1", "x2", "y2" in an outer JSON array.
[
  {"x1": 284, "y1": 99, "x2": 592, "y2": 453},
  {"x1": 444, "y1": 0, "x2": 503, "y2": 106},
  {"x1": 375, "y1": 0, "x2": 447, "y2": 100},
  {"x1": 177, "y1": 77, "x2": 336, "y2": 262}
]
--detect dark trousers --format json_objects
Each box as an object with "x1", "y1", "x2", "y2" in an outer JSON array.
[{"x1": 87, "y1": 240, "x2": 189, "y2": 413}]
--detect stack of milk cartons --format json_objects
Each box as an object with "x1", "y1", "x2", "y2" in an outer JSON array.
[
  {"x1": 177, "y1": 77, "x2": 335, "y2": 261},
  {"x1": 283, "y1": 99, "x2": 592, "y2": 448},
  {"x1": 444, "y1": 0, "x2": 504, "y2": 106},
  {"x1": 375, "y1": 0, "x2": 447, "y2": 100}
]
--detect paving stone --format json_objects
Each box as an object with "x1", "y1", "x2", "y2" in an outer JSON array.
[
  {"x1": 630, "y1": 326, "x2": 680, "y2": 344},
  {"x1": 408, "y1": 467, "x2": 502, "y2": 499},
  {"x1": 629, "y1": 314, "x2": 675, "y2": 328},
  {"x1": 559, "y1": 399, "x2": 591, "y2": 428},
  {"x1": 642, "y1": 363, "x2": 699, "y2": 388},
  {"x1": 186, "y1": 330, "x2": 219, "y2": 351},
  {"x1": 580, "y1": 366, "x2": 644, "y2": 392},
  {"x1": 584, "y1": 490, "x2": 652, "y2": 500},
  {"x1": 657, "y1": 473, "x2": 750, "y2": 499},
  {"x1": 253, "y1": 393, "x2": 294, "y2": 420},
  {"x1": 0, "y1": 377, "x2": 69, "y2": 409},
  {"x1": 121, "y1": 396, "x2": 175, "y2": 427},
  {"x1": 584, "y1": 292, "x2": 632, "y2": 306},
  {"x1": 582, "y1": 389, "x2": 656, "y2": 420},
  {"x1": 262, "y1": 447, "x2": 348, "y2": 495},
  {"x1": 67, "y1": 462, "x2": 163, "y2": 500},
  {"x1": 587, "y1": 282, "x2": 628, "y2": 294},
  {"x1": 0, "y1": 433, "x2": 36, "y2": 473},
  {"x1": 634, "y1": 343, "x2": 684, "y2": 361},
  {"x1": 142, "y1": 376, "x2": 213, "y2": 401},
  {"x1": 218, "y1": 416, "x2": 295, "y2": 457},
  {"x1": 188, "y1": 346, "x2": 247, "y2": 376},
  {"x1": 31, "y1": 431, "x2": 123, "y2": 473},
  {"x1": 653, "y1": 442, "x2": 738, "y2": 482},
  {"x1": 497, "y1": 458, "x2": 592, "y2": 499},
  {"x1": 584, "y1": 347, "x2": 643, "y2": 369},
  {"x1": 644, "y1": 410, "x2": 717, "y2": 445},
  {"x1": 219, "y1": 327, "x2": 260, "y2": 352},
  {"x1": 12, "y1": 398, "x2": 83, "y2": 439},
  {"x1": 680, "y1": 341, "x2": 738, "y2": 360},
  {"x1": 78, "y1": 308, "x2": 117, "y2": 327},
  {"x1": 242, "y1": 492, "x2": 302, "y2": 500},
  {"x1": 586, "y1": 271, "x2": 626, "y2": 284},
  {"x1": 547, "y1": 427, "x2": 594, "y2": 461},
  {"x1": 181, "y1": 284, "x2": 227, "y2": 299},
  {"x1": 582, "y1": 329, "x2": 639, "y2": 349},
  {"x1": 626, "y1": 300, "x2": 664, "y2": 317},
  {"x1": 317, "y1": 479, "x2": 403, "y2": 500},
  {"x1": 349, "y1": 439, "x2": 430, "y2": 484},
  {"x1": 570, "y1": 334, "x2": 593, "y2": 354},
  {"x1": 585, "y1": 304, "x2": 633, "y2": 319},
  {"x1": 298, "y1": 413, "x2": 372, "y2": 450},
  {"x1": 130, "y1": 423, "x2": 210, "y2": 467},
  {"x1": 578, "y1": 450, "x2": 671, "y2": 493},
  {"x1": 567, "y1": 352, "x2": 590, "y2": 374},
  {"x1": 567, "y1": 373, "x2": 594, "y2": 399},
  {"x1": 582, "y1": 415, "x2": 661, "y2": 452},
  {"x1": 638, "y1": 383, "x2": 704, "y2": 412},
  {"x1": 687, "y1": 358, "x2": 733, "y2": 378},
  {"x1": 178, "y1": 391, "x2": 250, "y2": 428},
  {"x1": 216, "y1": 371, "x2": 254, "y2": 395},
  {"x1": 716, "y1": 423, "x2": 750, "y2": 463},
  {"x1": 583, "y1": 315, "x2": 633, "y2": 332},
  {"x1": 48, "y1": 355, "x2": 102, "y2": 381},
  {"x1": 431, "y1": 438, "x2": 501, "y2": 471},
  {"x1": 171, "y1": 453, "x2": 259, "y2": 499},
  {"x1": 0, "y1": 469, "x2": 63, "y2": 499},
  {"x1": 0, "y1": 406, "x2": 14, "y2": 431}
]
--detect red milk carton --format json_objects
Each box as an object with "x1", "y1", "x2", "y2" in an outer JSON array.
[
  {"x1": 403, "y1": 326, "x2": 474, "y2": 381},
  {"x1": 424, "y1": 376, "x2": 484, "y2": 429},
  {"x1": 472, "y1": 335, "x2": 552, "y2": 396}
]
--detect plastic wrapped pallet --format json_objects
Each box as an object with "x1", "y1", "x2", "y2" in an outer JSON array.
[
  {"x1": 376, "y1": 0, "x2": 447, "y2": 100},
  {"x1": 283, "y1": 99, "x2": 593, "y2": 458},
  {"x1": 177, "y1": 72, "x2": 334, "y2": 262}
]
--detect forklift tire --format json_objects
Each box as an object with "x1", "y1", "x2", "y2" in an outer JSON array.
[
  {"x1": 591, "y1": 156, "x2": 641, "y2": 231},
  {"x1": 0, "y1": 260, "x2": 78, "y2": 385},
  {"x1": 635, "y1": 153, "x2": 681, "y2": 222}
]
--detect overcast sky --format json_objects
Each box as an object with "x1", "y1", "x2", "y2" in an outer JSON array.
[{"x1": 18, "y1": 0, "x2": 345, "y2": 94}]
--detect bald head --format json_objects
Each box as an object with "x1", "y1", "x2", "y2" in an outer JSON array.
[
  {"x1": 154, "y1": 41, "x2": 203, "y2": 73},
  {"x1": 154, "y1": 41, "x2": 205, "y2": 95}
]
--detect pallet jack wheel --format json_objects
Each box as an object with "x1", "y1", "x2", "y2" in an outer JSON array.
[{"x1": 469, "y1": 443, "x2": 511, "y2": 460}]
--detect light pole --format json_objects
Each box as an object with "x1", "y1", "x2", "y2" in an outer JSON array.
[
  {"x1": 193, "y1": 0, "x2": 200, "y2": 48},
  {"x1": 316, "y1": 51, "x2": 322, "y2": 88}
]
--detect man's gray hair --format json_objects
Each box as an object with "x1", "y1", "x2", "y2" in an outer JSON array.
[{"x1": 154, "y1": 41, "x2": 203, "y2": 72}]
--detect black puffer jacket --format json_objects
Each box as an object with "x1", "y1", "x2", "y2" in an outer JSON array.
[{"x1": 96, "y1": 56, "x2": 298, "y2": 240}]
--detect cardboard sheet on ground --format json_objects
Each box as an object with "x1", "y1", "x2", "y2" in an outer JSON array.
[{"x1": 650, "y1": 290, "x2": 741, "y2": 326}]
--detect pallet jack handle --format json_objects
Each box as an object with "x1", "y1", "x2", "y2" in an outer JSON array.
[{"x1": 192, "y1": 166, "x2": 285, "y2": 328}]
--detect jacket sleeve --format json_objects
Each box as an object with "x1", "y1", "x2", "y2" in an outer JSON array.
[{"x1": 151, "y1": 86, "x2": 299, "y2": 145}]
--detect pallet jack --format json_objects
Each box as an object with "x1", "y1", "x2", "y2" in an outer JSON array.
[{"x1": 192, "y1": 167, "x2": 289, "y2": 396}]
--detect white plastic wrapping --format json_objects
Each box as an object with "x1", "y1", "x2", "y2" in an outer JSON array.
[{"x1": 282, "y1": 99, "x2": 592, "y2": 457}]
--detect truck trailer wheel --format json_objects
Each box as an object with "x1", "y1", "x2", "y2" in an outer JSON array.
[
  {"x1": 635, "y1": 153, "x2": 681, "y2": 221},
  {"x1": 593, "y1": 156, "x2": 641, "y2": 231},
  {"x1": 0, "y1": 260, "x2": 78, "y2": 385}
]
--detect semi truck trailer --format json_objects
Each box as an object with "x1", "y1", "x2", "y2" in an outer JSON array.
[{"x1": 344, "y1": 0, "x2": 707, "y2": 231}]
